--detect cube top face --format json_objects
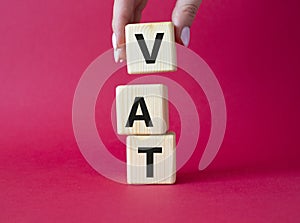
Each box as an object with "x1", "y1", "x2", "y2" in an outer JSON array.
[
  {"x1": 116, "y1": 84, "x2": 169, "y2": 135},
  {"x1": 125, "y1": 22, "x2": 177, "y2": 74},
  {"x1": 127, "y1": 133, "x2": 176, "y2": 184}
]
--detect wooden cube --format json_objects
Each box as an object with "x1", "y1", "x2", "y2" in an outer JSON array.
[
  {"x1": 116, "y1": 84, "x2": 169, "y2": 135},
  {"x1": 127, "y1": 133, "x2": 176, "y2": 184},
  {"x1": 125, "y1": 22, "x2": 177, "y2": 74}
]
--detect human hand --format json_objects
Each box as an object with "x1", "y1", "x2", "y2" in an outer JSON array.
[{"x1": 112, "y1": 0, "x2": 202, "y2": 62}]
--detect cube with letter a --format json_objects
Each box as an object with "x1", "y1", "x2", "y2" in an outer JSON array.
[{"x1": 116, "y1": 84, "x2": 169, "y2": 135}]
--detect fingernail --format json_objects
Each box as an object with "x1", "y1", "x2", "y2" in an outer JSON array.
[
  {"x1": 181, "y1": 26, "x2": 190, "y2": 47},
  {"x1": 114, "y1": 48, "x2": 121, "y2": 63},
  {"x1": 112, "y1": 33, "x2": 117, "y2": 49}
]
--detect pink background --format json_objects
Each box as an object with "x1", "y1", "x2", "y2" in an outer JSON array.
[{"x1": 1, "y1": 0, "x2": 299, "y2": 222}]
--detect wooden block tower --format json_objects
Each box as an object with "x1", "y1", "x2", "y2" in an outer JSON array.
[{"x1": 116, "y1": 22, "x2": 177, "y2": 184}]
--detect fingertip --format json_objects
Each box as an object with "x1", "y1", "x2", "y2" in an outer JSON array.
[
  {"x1": 172, "y1": 0, "x2": 201, "y2": 46},
  {"x1": 113, "y1": 43, "x2": 126, "y2": 63}
]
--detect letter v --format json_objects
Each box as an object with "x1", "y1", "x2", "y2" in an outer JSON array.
[{"x1": 135, "y1": 33, "x2": 164, "y2": 64}]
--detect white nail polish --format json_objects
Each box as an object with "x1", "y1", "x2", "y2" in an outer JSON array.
[
  {"x1": 112, "y1": 33, "x2": 117, "y2": 49},
  {"x1": 181, "y1": 26, "x2": 190, "y2": 47},
  {"x1": 114, "y1": 48, "x2": 121, "y2": 63}
]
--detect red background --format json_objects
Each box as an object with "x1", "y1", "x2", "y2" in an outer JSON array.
[{"x1": 1, "y1": 0, "x2": 299, "y2": 222}]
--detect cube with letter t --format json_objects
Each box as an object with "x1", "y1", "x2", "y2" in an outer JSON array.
[
  {"x1": 125, "y1": 22, "x2": 177, "y2": 74},
  {"x1": 127, "y1": 133, "x2": 176, "y2": 184}
]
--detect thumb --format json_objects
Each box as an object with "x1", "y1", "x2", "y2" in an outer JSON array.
[{"x1": 172, "y1": 0, "x2": 202, "y2": 47}]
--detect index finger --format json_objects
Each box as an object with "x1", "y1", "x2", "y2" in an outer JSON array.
[{"x1": 112, "y1": 0, "x2": 136, "y2": 47}]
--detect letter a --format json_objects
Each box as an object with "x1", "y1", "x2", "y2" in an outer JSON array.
[{"x1": 126, "y1": 97, "x2": 153, "y2": 127}]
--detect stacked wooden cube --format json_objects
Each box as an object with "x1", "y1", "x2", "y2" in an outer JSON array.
[{"x1": 116, "y1": 22, "x2": 177, "y2": 184}]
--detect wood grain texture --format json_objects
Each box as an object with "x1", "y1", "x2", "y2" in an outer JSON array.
[
  {"x1": 127, "y1": 133, "x2": 176, "y2": 184},
  {"x1": 125, "y1": 22, "x2": 177, "y2": 74},
  {"x1": 116, "y1": 84, "x2": 169, "y2": 135}
]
